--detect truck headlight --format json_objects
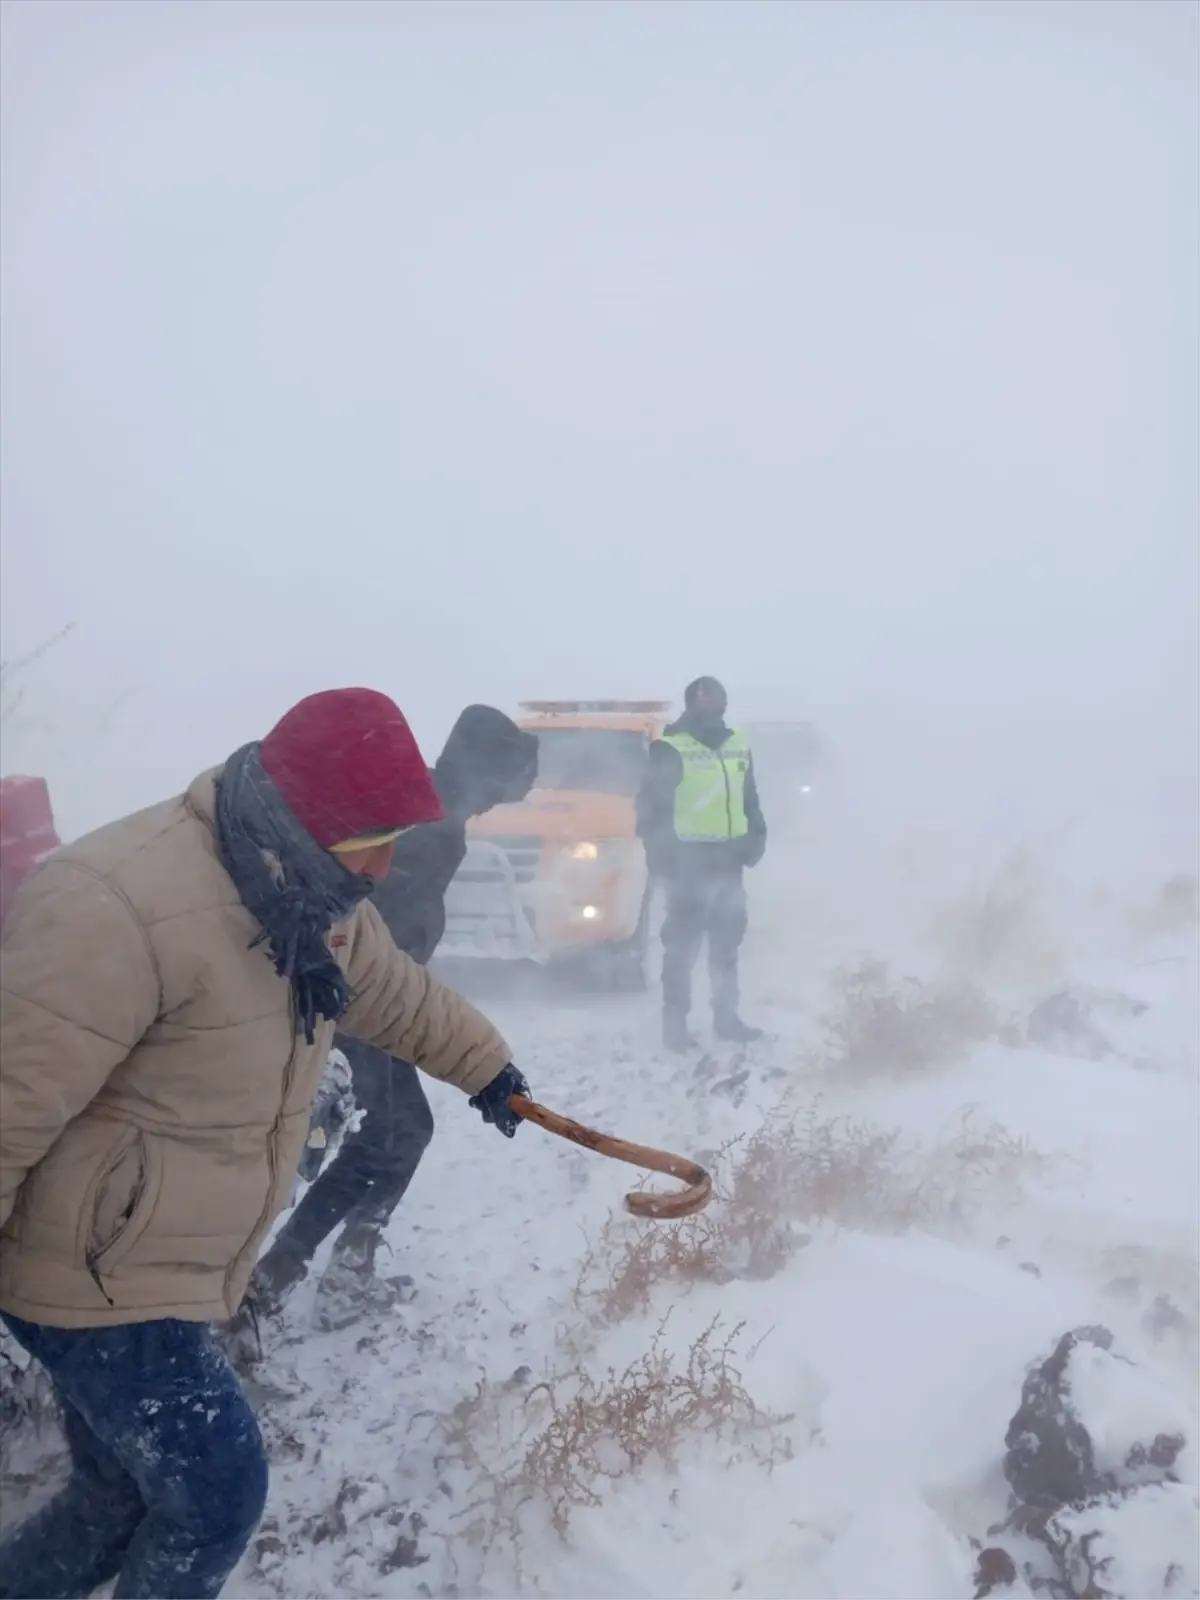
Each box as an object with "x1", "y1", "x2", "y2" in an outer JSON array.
[{"x1": 572, "y1": 841, "x2": 599, "y2": 861}]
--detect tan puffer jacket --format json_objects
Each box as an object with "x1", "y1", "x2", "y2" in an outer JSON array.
[{"x1": 0, "y1": 770, "x2": 511, "y2": 1328}]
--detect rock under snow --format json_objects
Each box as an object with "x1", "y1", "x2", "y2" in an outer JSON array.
[
  {"x1": 1004, "y1": 1325, "x2": 1189, "y2": 1509},
  {"x1": 1046, "y1": 1482, "x2": 1199, "y2": 1600},
  {"x1": 996, "y1": 1325, "x2": 1197, "y2": 1598},
  {"x1": 1063, "y1": 1335, "x2": 1189, "y2": 1490}
]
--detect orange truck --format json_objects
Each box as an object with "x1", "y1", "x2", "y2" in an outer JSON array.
[{"x1": 441, "y1": 700, "x2": 672, "y2": 986}]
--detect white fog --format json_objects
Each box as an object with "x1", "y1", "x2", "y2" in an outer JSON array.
[{"x1": 1, "y1": 3, "x2": 1197, "y2": 1598}]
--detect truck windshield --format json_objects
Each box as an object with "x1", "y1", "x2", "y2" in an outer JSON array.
[{"x1": 531, "y1": 729, "x2": 650, "y2": 797}]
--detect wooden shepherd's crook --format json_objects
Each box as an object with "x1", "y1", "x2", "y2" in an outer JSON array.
[{"x1": 509, "y1": 1094, "x2": 713, "y2": 1220}]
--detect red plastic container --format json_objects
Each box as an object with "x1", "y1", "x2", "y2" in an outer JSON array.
[{"x1": 0, "y1": 775, "x2": 61, "y2": 924}]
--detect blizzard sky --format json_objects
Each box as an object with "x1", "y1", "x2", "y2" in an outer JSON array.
[{"x1": 1, "y1": 0, "x2": 1196, "y2": 839}]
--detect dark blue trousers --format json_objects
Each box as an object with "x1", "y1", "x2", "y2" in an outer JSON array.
[
  {"x1": 661, "y1": 867, "x2": 748, "y2": 1021},
  {"x1": 0, "y1": 1312, "x2": 267, "y2": 1600},
  {"x1": 269, "y1": 1045, "x2": 435, "y2": 1266}
]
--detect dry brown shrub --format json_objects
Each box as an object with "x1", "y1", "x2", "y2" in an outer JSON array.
[
  {"x1": 572, "y1": 1210, "x2": 724, "y2": 1325},
  {"x1": 753, "y1": 1102, "x2": 922, "y2": 1229},
  {"x1": 426, "y1": 1318, "x2": 792, "y2": 1566},
  {"x1": 521, "y1": 1318, "x2": 793, "y2": 1533},
  {"x1": 730, "y1": 1101, "x2": 1033, "y2": 1236},
  {"x1": 823, "y1": 957, "x2": 997, "y2": 1078},
  {"x1": 573, "y1": 1102, "x2": 1056, "y2": 1326},
  {"x1": 570, "y1": 1124, "x2": 809, "y2": 1327}
]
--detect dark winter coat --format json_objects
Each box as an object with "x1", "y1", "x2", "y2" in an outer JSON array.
[
  {"x1": 366, "y1": 706, "x2": 539, "y2": 965},
  {"x1": 636, "y1": 711, "x2": 767, "y2": 879}
]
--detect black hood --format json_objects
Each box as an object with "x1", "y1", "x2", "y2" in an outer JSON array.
[
  {"x1": 433, "y1": 705, "x2": 539, "y2": 820},
  {"x1": 663, "y1": 708, "x2": 733, "y2": 752}
]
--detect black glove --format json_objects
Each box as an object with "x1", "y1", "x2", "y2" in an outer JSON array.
[{"x1": 469, "y1": 1062, "x2": 530, "y2": 1139}]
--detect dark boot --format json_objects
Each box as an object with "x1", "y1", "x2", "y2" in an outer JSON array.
[
  {"x1": 663, "y1": 1009, "x2": 699, "y2": 1054},
  {"x1": 714, "y1": 1013, "x2": 763, "y2": 1044},
  {"x1": 314, "y1": 1222, "x2": 415, "y2": 1332},
  {"x1": 222, "y1": 1246, "x2": 307, "y2": 1370},
  {"x1": 253, "y1": 1242, "x2": 309, "y2": 1314}
]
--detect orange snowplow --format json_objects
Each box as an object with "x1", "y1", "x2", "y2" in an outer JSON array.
[{"x1": 441, "y1": 701, "x2": 671, "y2": 985}]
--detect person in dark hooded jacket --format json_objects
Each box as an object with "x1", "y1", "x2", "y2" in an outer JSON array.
[{"x1": 245, "y1": 706, "x2": 538, "y2": 1325}]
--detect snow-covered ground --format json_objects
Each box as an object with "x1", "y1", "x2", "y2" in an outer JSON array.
[
  {"x1": 3, "y1": 787, "x2": 1196, "y2": 1599},
  {"x1": 230, "y1": 790, "x2": 1198, "y2": 1600}
]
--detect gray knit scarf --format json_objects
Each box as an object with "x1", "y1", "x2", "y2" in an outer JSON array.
[{"x1": 214, "y1": 742, "x2": 372, "y2": 1043}]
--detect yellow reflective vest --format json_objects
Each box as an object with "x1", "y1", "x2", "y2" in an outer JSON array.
[{"x1": 658, "y1": 728, "x2": 752, "y2": 841}]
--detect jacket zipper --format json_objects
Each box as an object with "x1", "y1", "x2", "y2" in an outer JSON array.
[
  {"x1": 85, "y1": 1253, "x2": 116, "y2": 1306},
  {"x1": 84, "y1": 1131, "x2": 148, "y2": 1308},
  {"x1": 721, "y1": 753, "x2": 734, "y2": 837}
]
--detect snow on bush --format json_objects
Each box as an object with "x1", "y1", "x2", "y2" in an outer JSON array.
[
  {"x1": 1063, "y1": 1336, "x2": 1191, "y2": 1490},
  {"x1": 1046, "y1": 1483, "x2": 1199, "y2": 1600},
  {"x1": 983, "y1": 1325, "x2": 1198, "y2": 1599}
]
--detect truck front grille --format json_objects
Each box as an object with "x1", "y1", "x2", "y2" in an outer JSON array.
[{"x1": 474, "y1": 835, "x2": 542, "y2": 883}]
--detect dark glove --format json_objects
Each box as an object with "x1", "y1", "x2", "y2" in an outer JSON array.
[
  {"x1": 468, "y1": 1062, "x2": 530, "y2": 1139},
  {"x1": 741, "y1": 834, "x2": 766, "y2": 869}
]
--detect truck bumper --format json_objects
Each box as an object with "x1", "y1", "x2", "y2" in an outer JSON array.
[{"x1": 441, "y1": 839, "x2": 547, "y2": 961}]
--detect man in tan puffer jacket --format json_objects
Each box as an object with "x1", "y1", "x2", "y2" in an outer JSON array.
[{"x1": 0, "y1": 687, "x2": 530, "y2": 1600}]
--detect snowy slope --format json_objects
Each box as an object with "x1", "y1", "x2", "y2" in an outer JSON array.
[
  {"x1": 1, "y1": 797, "x2": 1193, "y2": 1598},
  {"x1": 227, "y1": 800, "x2": 1198, "y2": 1600}
]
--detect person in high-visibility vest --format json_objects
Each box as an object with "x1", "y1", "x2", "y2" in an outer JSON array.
[{"x1": 636, "y1": 676, "x2": 767, "y2": 1051}]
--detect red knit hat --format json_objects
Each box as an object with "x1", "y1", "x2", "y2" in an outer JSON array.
[{"x1": 260, "y1": 688, "x2": 444, "y2": 851}]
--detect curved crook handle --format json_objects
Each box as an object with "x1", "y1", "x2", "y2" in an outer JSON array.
[{"x1": 509, "y1": 1094, "x2": 713, "y2": 1220}]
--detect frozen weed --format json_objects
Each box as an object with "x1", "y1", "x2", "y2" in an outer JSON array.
[
  {"x1": 572, "y1": 1210, "x2": 725, "y2": 1324},
  {"x1": 521, "y1": 1317, "x2": 793, "y2": 1535},
  {"x1": 432, "y1": 1318, "x2": 793, "y2": 1555},
  {"x1": 730, "y1": 1100, "x2": 1050, "y2": 1238},
  {"x1": 946, "y1": 1104, "x2": 1051, "y2": 1182},
  {"x1": 760, "y1": 1101, "x2": 921, "y2": 1229},
  {"x1": 823, "y1": 957, "x2": 997, "y2": 1079},
  {"x1": 573, "y1": 1101, "x2": 1057, "y2": 1323}
]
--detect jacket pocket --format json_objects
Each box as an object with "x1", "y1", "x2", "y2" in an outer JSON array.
[{"x1": 80, "y1": 1127, "x2": 163, "y2": 1276}]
